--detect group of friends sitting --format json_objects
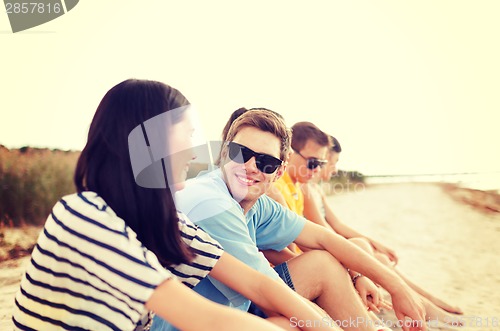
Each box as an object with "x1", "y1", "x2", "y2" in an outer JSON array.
[{"x1": 12, "y1": 79, "x2": 463, "y2": 331}]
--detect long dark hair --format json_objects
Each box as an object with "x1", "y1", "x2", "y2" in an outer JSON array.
[{"x1": 74, "y1": 79, "x2": 194, "y2": 266}]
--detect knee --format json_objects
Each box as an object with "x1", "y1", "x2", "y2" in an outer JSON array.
[
  {"x1": 375, "y1": 252, "x2": 392, "y2": 265},
  {"x1": 348, "y1": 237, "x2": 374, "y2": 254},
  {"x1": 290, "y1": 250, "x2": 351, "y2": 299},
  {"x1": 302, "y1": 250, "x2": 348, "y2": 278}
]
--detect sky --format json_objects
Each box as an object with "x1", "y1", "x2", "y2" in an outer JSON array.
[{"x1": 1, "y1": 1, "x2": 499, "y2": 176}]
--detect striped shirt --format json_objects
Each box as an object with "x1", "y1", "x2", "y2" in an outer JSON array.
[{"x1": 12, "y1": 192, "x2": 223, "y2": 331}]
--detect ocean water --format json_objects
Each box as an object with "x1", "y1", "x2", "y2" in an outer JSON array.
[{"x1": 365, "y1": 172, "x2": 500, "y2": 192}]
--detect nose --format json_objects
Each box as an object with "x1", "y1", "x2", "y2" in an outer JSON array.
[
  {"x1": 312, "y1": 166, "x2": 321, "y2": 173},
  {"x1": 244, "y1": 156, "x2": 259, "y2": 173}
]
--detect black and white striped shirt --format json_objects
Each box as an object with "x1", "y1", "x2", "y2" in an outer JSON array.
[{"x1": 12, "y1": 192, "x2": 223, "y2": 331}]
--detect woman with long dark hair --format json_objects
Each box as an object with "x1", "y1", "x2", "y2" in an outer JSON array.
[{"x1": 13, "y1": 79, "x2": 339, "y2": 331}]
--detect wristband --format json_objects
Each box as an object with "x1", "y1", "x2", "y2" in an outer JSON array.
[{"x1": 352, "y1": 273, "x2": 362, "y2": 286}]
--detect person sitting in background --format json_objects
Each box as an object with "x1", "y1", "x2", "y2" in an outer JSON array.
[
  {"x1": 161, "y1": 108, "x2": 428, "y2": 331},
  {"x1": 301, "y1": 135, "x2": 464, "y2": 325},
  {"x1": 266, "y1": 121, "x2": 389, "y2": 317},
  {"x1": 12, "y1": 79, "x2": 338, "y2": 331},
  {"x1": 265, "y1": 121, "x2": 329, "y2": 257}
]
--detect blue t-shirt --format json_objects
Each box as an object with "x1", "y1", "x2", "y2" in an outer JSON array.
[{"x1": 177, "y1": 169, "x2": 305, "y2": 309}]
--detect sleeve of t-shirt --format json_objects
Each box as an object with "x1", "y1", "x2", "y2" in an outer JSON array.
[
  {"x1": 187, "y1": 200, "x2": 281, "y2": 306},
  {"x1": 253, "y1": 195, "x2": 307, "y2": 251},
  {"x1": 167, "y1": 213, "x2": 224, "y2": 289}
]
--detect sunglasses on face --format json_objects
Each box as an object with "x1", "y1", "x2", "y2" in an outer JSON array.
[
  {"x1": 293, "y1": 149, "x2": 328, "y2": 170},
  {"x1": 226, "y1": 141, "x2": 283, "y2": 174}
]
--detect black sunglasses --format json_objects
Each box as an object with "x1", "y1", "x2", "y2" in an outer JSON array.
[
  {"x1": 293, "y1": 149, "x2": 327, "y2": 170},
  {"x1": 226, "y1": 142, "x2": 283, "y2": 174}
]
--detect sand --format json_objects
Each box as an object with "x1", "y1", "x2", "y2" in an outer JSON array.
[
  {"x1": 1, "y1": 183, "x2": 499, "y2": 330},
  {"x1": 327, "y1": 182, "x2": 500, "y2": 331}
]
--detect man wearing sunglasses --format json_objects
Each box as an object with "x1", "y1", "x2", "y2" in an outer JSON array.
[
  {"x1": 173, "y1": 109, "x2": 427, "y2": 331},
  {"x1": 268, "y1": 121, "x2": 329, "y2": 219},
  {"x1": 264, "y1": 121, "x2": 330, "y2": 260}
]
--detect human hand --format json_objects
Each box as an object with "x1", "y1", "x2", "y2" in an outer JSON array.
[
  {"x1": 371, "y1": 240, "x2": 398, "y2": 266},
  {"x1": 354, "y1": 276, "x2": 392, "y2": 313},
  {"x1": 390, "y1": 285, "x2": 427, "y2": 331}
]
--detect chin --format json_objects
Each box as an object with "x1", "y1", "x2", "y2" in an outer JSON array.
[
  {"x1": 298, "y1": 177, "x2": 310, "y2": 184},
  {"x1": 229, "y1": 184, "x2": 249, "y2": 203},
  {"x1": 173, "y1": 182, "x2": 186, "y2": 192}
]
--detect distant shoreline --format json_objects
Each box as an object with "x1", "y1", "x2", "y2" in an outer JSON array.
[
  {"x1": 365, "y1": 172, "x2": 500, "y2": 193},
  {"x1": 362, "y1": 181, "x2": 500, "y2": 215}
]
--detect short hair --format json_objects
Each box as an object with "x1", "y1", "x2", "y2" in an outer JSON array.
[
  {"x1": 216, "y1": 107, "x2": 286, "y2": 165},
  {"x1": 220, "y1": 107, "x2": 284, "y2": 142},
  {"x1": 220, "y1": 107, "x2": 251, "y2": 143},
  {"x1": 225, "y1": 109, "x2": 291, "y2": 161},
  {"x1": 290, "y1": 122, "x2": 330, "y2": 152},
  {"x1": 329, "y1": 135, "x2": 342, "y2": 153}
]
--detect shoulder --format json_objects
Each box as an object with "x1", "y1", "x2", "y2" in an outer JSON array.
[
  {"x1": 60, "y1": 191, "x2": 108, "y2": 213},
  {"x1": 258, "y1": 193, "x2": 284, "y2": 210},
  {"x1": 252, "y1": 195, "x2": 306, "y2": 243},
  {"x1": 176, "y1": 170, "x2": 240, "y2": 223},
  {"x1": 177, "y1": 170, "x2": 228, "y2": 203},
  {"x1": 301, "y1": 182, "x2": 318, "y2": 197},
  {"x1": 253, "y1": 194, "x2": 294, "y2": 222},
  {"x1": 266, "y1": 184, "x2": 288, "y2": 207},
  {"x1": 273, "y1": 173, "x2": 298, "y2": 200},
  {"x1": 272, "y1": 174, "x2": 289, "y2": 192},
  {"x1": 301, "y1": 182, "x2": 312, "y2": 195},
  {"x1": 55, "y1": 192, "x2": 127, "y2": 233}
]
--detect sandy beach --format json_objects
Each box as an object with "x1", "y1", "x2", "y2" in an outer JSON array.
[
  {"x1": 1, "y1": 182, "x2": 499, "y2": 330},
  {"x1": 328, "y1": 182, "x2": 500, "y2": 331}
]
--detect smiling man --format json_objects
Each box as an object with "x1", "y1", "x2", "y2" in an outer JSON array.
[
  {"x1": 166, "y1": 109, "x2": 427, "y2": 331},
  {"x1": 265, "y1": 121, "x2": 330, "y2": 260},
  {"x1": 269, "y1": 121, "x2": 329, "y2": 218}
]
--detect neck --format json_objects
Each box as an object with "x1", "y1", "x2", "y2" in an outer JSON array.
[
  {"x1": 239, "y1": 200, "x2": 255, "y2": 215},
  {"x1": 287, "y1": 169, "x2": 298, "y2": 184},
  {"x1": 311, "y1": 176, "x2": 321, "y2": 184}
]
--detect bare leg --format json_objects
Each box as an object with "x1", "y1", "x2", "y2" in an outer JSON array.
[
  {"x1": 287, "y1": 250, "x2": 381, "y2": 331},
  {"x1": 348, "y1": 238, "x2": 463, "y2": 324},
  {"x1": 375, "y1": 253, "x2": 464, "y2": 317},
  {"x1": 375, "y1": 253, "x2": 463, "y2": 314},
  {"x1": 420, "y1": 297, "x2": 464, "y2": 326},
  {"x1": 267, "y1": 316, "x2": 300, "y2": 330}
]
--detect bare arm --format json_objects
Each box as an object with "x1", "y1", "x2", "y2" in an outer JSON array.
[
  {"x1": 301, "y1": 182, "x2": 364, "y2": 239},
  {"x1": 263, "y1": 248, "x2": 298, "y2": 265},
  {"x1": 304, "y1": 183, "x2": 398, "y2": 264},
  {"x1": 301, "y1": 183, "x2": 334, "y2": 230},
  {"x1": 321, "y1": 195, "x2": 365, "y2": 239},
  {"x1": 294, "y1": 222, "x2": 427, "y2": 331},
  {"x1": 322, "y1": 194, "x2": 398, "y2": 264},
  {"x1": 146, "y1": 278, "x2": 285, "y2": 331},
  {"x1": 301, "y1": 182, "x2": 363, "y2": 239},
  {"x1": 210, "y1": 253, "x2": 341, "y2": 331}
]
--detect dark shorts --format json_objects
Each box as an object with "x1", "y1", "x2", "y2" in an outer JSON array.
[{"x1": 247, "y1": 262, "x2": 295, "y2": 318}]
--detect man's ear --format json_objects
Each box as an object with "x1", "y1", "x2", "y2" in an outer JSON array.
[
  {"x1": 273, "y1": 151, "x2": 291, "y2": 181},
  {"x1": 273, "y1": 163, "x2": 287, "y2": 181}
]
